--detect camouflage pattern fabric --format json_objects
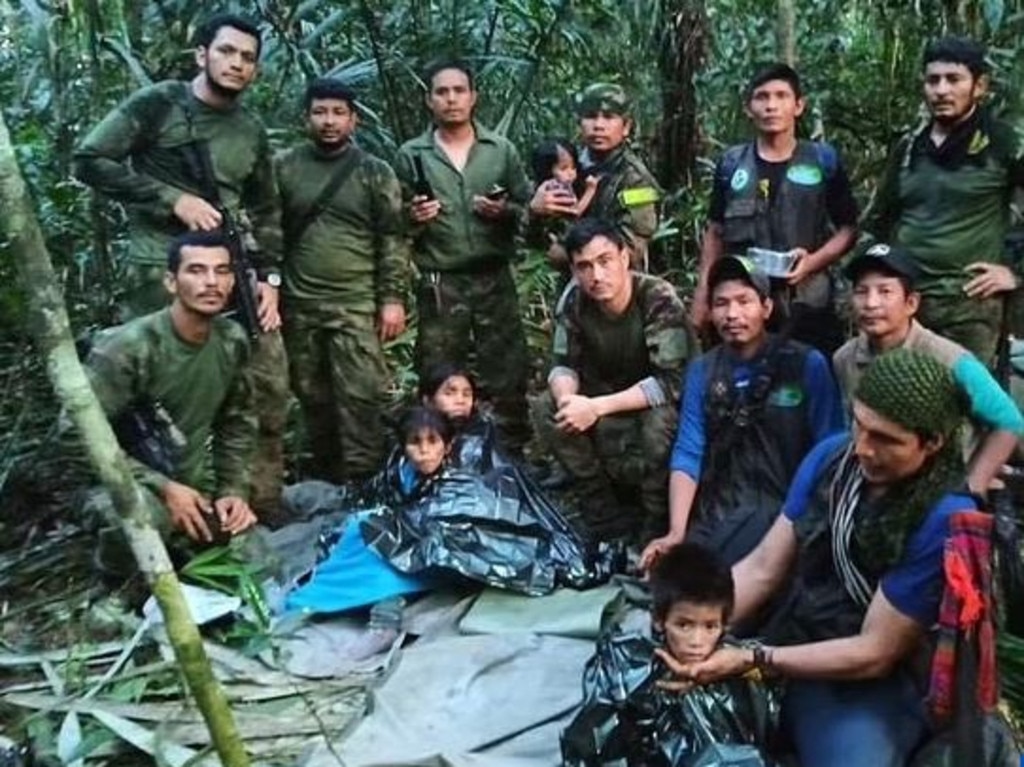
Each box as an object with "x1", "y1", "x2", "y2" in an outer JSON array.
[
  {"x1": 580, "y1": 145, "x2": 661, "y2": 270},
  {"x1": 531, "y1": 390, "x2": 676, "y2": 543},
  {"x1": 84, "y1": 308, "x2": 256, "y2": 517},
  {"x1": 283, "y1": 308, "x2": 388, "y2": 483},
  {"x1": 73, "y1": 80, "x2": 282, "y2": 274},
  {"x1": 247, "y1": 329, "x2": 290, "y2": 526},
  {"x1": 918, "y1": 294, "x2": 1004, "y2": 368},
  {"x1": 415, "y1": 266, "x2": 531, "y2": 452},
  {"x1": 115, "y1": 267, "x2": 291, "y2": 525}
]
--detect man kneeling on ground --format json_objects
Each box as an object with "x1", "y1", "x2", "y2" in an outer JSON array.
[
  {"x1": 532, "y1": 218, "x2": 690, "y2": 543},
  {"x1": 86, "y1": 231, "x2": 258, "y2": 545}
]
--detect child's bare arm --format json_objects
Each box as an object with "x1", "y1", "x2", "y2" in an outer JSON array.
[{"x1": 572, "y1": 175, "x2": 600, "y2": 216}]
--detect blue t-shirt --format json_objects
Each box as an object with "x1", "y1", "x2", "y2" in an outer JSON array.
[
  {"x1": 670, "y1": 345, "x2": 845, "y2": 478},
  {"x1": 782, "y1": 433, "x2": 973, "y2": 626}
]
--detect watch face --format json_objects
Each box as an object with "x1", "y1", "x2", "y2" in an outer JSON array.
[{"x1": 266, "y1": 274, "x2": 282, "y2": 287}]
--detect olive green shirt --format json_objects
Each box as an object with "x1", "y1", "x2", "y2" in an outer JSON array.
[
  {"x1": 551, "y1": 273, "x2": 689, "y2": 405},
  {"x1": 276, "y1": 142, "x2": 409, "y2": 316},
  {"x1": 86, "y1": 309, "x2": 257, "y2": 499},
  {"x1": 868, "y1": 110, "x2": 1024, "y2": 300},
  {"x1": 395, "y1": 122, "x2": 531, "y2": 271},
  {"x1": 73, "y1": 80, "x2": 282, "y2": 275}
]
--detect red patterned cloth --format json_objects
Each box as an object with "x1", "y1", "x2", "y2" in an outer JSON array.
[{"x1": 927, "y1": 511, "x2": 998, "y2": 722}]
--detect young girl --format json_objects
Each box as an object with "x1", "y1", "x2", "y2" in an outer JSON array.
[
  {"x1": 418, "y1": 362, "x2": 498, "y2": 473},
  {"x1": 284, "y1": 406, "x2": 453, "y2": 619},
  {"x1": 531, "y1": 138, "x2": 599, "y2": 217}
]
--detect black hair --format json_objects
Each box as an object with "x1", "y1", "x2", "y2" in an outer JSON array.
[
  {"x1": 423, "y1": 58, "x2": 476, "y2": 92},
  {"x1": 418, "y1": 362, "x2": 477, "y2": 403},
  {"x1": 166, "y1": 230, "x2": 231, "y2": 273},
  {"x1": 650, "y1": 542, "x2": 735, "y2": 622},
  {"x1": 563, "y1": 218, "x2": 626, "y2": 261},
  {"x1": 746, "y1": 62, "x2": 802, "y2": 101},
  {"x1": 304, "y1": 78, "x2": 358, "y2": 112},
  {"x1": 194, "y1": 13, "x2": 262, "y2": 58},
  {"x1": 923, "y1": 36, "x2": 988, "y2": 78},
  {"x1": 530, "y1": 138, "x2": 578, "y2": 183},
  {"x1": 398, "y1": 405, "x2": 454, "y2": 447}
]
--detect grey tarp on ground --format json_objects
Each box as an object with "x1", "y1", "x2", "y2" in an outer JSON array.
[
  {"x1": 302, "y1": 633, "x2": 594, "y2": 767},
  {"x1": 459, "y1": 586, "x2": 623, "y2": 640}
]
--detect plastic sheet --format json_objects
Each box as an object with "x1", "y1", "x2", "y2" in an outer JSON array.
[
  {"x1": 359, "y1": 446, "x2": 613, "y2": 596},
  {"x1": 560, "y1": 631, "x2": 780, "y2": 767}
]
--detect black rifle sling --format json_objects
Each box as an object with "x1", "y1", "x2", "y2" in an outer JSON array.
[
  {"x1": 286, "y1": 146, "x2": 364, "y2": 249},
  {"x1": 177, "y1": 84, "x2": 223, "y2": 206}
]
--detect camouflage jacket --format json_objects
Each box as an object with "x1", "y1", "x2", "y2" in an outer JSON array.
[
  {"x1": 73, "y1": 80, "x2": 282, "y2": 275},
  {"x1": 86, "y1": 308, "x2": 257, "y2": 500},
  {"x1": 395, "y1": 122, "x2": 532, "y2": 272},
  {"x1": 581, "y1": 145, "x2": 661, "y2": 263},
  {"x1": 276, "y1": 142, "x2": 410, "y2": 317},
  {"x1": 552, "y1": 273, "x2": 689, "y2": 404}
]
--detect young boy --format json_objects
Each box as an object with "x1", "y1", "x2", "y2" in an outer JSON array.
[{"x1": 561, "y1": 542, "x2": 779, "y2": 766}]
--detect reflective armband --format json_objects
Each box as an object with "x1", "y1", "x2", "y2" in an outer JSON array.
[{"x1": 618, "y1": 186, "x2": 660, "y2": 207}]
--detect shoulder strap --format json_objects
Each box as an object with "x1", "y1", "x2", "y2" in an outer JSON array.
[
  {"x1": 286, "y1": 147, "x2": 364, "y2": 249},
  {"x1": 176, "y1": 83, "x2": 222, "y2": 206}
]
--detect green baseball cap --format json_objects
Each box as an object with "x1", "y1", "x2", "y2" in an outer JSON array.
[{"x1": 575, "y1": 83, "x2": 631, "y2": 117}]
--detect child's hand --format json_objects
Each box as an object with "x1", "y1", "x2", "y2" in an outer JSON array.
[{"x1": 584, "y1": 174, "x2": 600, "y2": 189}]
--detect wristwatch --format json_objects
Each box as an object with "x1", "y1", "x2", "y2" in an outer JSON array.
[{"x1": 264, "y1": 273, "x2": 282, "y2": 288}]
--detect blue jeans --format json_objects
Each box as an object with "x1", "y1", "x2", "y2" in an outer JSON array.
[{"x1": 783, "y1": 674, "x2": 930, "y2": 767}]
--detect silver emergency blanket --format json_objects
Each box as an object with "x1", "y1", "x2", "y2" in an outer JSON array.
[
  {"x1": 560, "y1": 631, "x2": 781, "y2": 766},
  {"x1": 359, "y1": 442, "x2": 613, "y2": 596}
]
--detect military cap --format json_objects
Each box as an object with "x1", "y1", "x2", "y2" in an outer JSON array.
[{"x1": 575, "y1": 83, "x2": 632, "y2": 117}]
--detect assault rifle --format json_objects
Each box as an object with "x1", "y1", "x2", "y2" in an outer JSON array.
[
  {"x1": 111, "y1": 399, "x2": 186, "y2": 478},
  {"x1": 178, "y1": 85, "x2": 261, "y2": 340}
]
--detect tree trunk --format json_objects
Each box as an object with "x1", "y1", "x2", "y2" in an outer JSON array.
[
  {"x1": 776, "y1": 0, "x2": 796, "y2": 66},
  {"x1": 657, "y1": 0, "x2": 708, "y2": 190},
  {"x1": 0, "y1": 109, "x2": 251, "y2": 767}
]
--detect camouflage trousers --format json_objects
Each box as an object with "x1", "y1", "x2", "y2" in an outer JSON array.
[
  {"x1": 120, "y1": 262, "x2": 291, "y2": 526},
  {"x1": 283, "y1": 309, "x2": 389, "y2": 483},
  {"x1": 531, "y1": 391, "x2": 676, "y2": 543},
  {"x1": 415, "y1": 265, "x2": 531, "y2": 452},
  {"x1": 918, "y1": 294, "x2": 1003, "y2": 368}
]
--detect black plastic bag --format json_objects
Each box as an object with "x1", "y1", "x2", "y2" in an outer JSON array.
[
  {"x1": 560, "y1": 632, "x2": 780, "y2": 766},
  {"x1": 356, "y1": 446, "x2": 612, "y2": 595}
]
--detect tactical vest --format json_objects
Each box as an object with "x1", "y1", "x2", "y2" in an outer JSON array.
[
  {"x1": 695, "y1": 338, "x2": 814, "y2": 529},
  {"x1": 720, "y1": 141, "x2": 833, "y2": 308},
  {"x1": 773, "y1": 445, "x2": 876, "y2": 644}
]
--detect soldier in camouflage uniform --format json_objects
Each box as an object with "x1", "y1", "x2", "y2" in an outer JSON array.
[
  {"x1": 73, "y1": 13, "x2": 290, "y2": 523},
  {"x1": 868, "y1": 37, "x2": 1024, "y2": 365},
  {"x1": 532, "y1": 219, "x2": 689, "y2": 543},
  {"x1": 277, "y1": 79, "x2": 410, "y2": 482},
  {"x1": 86, "y1": 232, "x2": 258, "y2": 544},
  {"x1": 395, "y1": 59, "x2": 532, "y2": 452},
  {"x1": 530, "y1": 83, "x2": 661, "y2": 271}
]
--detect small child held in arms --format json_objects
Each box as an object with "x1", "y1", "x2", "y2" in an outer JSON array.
[
  {"x1": 531, "y1": 138, "x2": 599, "y2": 218},
  {"x1": 561, "y1": 542, "x2": 779, "y2": 766}
]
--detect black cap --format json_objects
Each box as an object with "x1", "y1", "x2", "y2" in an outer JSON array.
[
  {"x1": 844, "y1": 243, "x2": 921, "y2": 286},
  {"x1": 708, "y1": 255, "x2": 771, "y2": 300}
]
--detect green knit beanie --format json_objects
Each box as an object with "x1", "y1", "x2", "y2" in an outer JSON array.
[{"x1": 854, "y1": 348, "x2": 964, "y2": 440}]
